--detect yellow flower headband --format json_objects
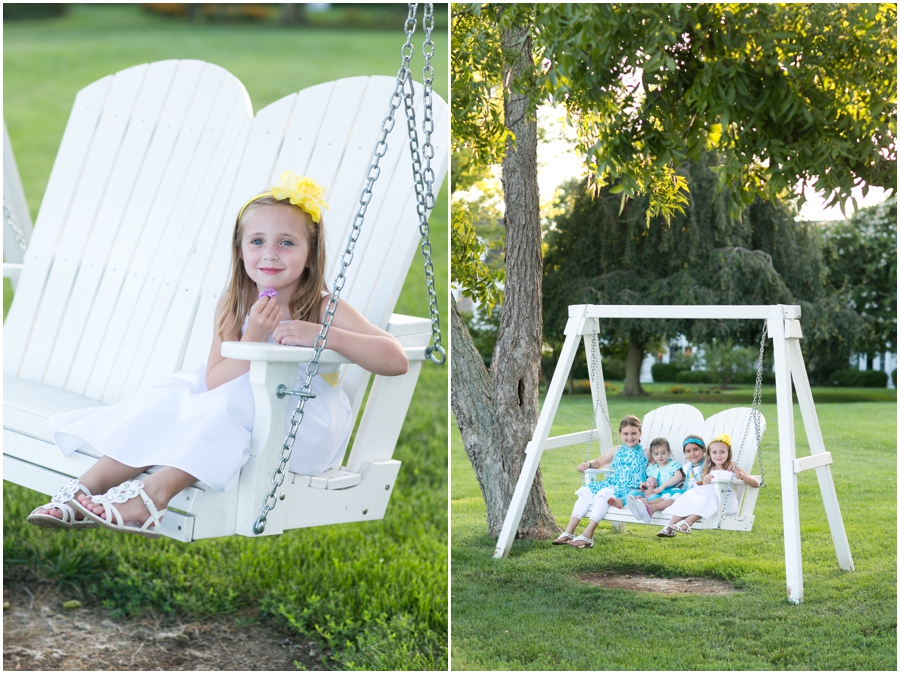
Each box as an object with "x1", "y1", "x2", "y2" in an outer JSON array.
[
  {"x1": 238, "y1": 171, "x2": 329, "y2": 224},
  {"x1": 711, "y1": 433, "x2": 732, "y2": 447}
]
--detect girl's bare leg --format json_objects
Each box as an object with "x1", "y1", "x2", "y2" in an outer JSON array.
[
  {"x1": 647, "y1": 498, "x2": 673, "y2": 513},
  {"x1": 79, "y1": 466, "x2": 197, "y2": 525},
  {"x1": 581, "y1": 519, "x2": 600, "y2": 540},
  {"x1": 553, "y1": 516, "x2": 582, "y2": 541}
]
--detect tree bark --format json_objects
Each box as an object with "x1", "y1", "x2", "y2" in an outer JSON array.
[
  {"x1": 449, "y1": 20, "x2": 558, "y2": 539},
  {"x1": 623, "y1": 341, "x2": 648, "y2": 396}
]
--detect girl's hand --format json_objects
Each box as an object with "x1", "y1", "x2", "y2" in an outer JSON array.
[
  {"x1": 577, "y1": 461, "x2": 592, "y2": 473},
  {"x1": 702, "y1": 474, "x2": 713, "y2": 485},
  {"x1": 651, "y1": 487, "x2": 661, "y2": 494},
  {"x1": 243, "y1": 296, "x2": 283, "y2": 342},
  {"x1": 273, "y1": 319, "x2": 322, "y2": 347}
]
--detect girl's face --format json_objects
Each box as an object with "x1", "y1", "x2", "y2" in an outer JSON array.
[
  {"x1": 708, "y1": 441, "x2": 730, "y2": 467},
  {"x1": 240, "y1": 204, "x2": 311, "y2": 296},
  {"x1": 651, "y1": 446, "x2": 670, "y2": 466},
  {"x1": 620, "y1": 425, "x2": 641, "y2": 447},
  {"x1": 683, "y1": 442, "x2": 705, "y2": 464}
]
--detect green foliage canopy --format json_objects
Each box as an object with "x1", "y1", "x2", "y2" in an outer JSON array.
[{"x1": 452, "y1": 3, "x2": 896, "y2": 242}]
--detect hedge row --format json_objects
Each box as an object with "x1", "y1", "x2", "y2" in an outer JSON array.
[
  {"x1": 830, "y1": 369, "x2": 889, "y2": 388},
  {"x1": 652, "y1": 363, "x2": 776, "y2": 385}
]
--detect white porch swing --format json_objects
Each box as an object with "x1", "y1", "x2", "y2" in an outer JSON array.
[
  {"x1": 3, "y1": 5, "x2": 448, "y2": 542},
  {"x1": 495, "y1": 304, "x2": 855, "y2": 604}
]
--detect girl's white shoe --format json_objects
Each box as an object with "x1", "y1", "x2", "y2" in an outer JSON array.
[
  {"x1": 26, "y1": 479, "x2": 98, "y2": 530},
  {"x1": 72, "y1": 480, "x2": 166, "y2": 539}
]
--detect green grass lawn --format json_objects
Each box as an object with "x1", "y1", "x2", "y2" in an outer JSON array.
[
  {"x1": 4, "y1": 5, "x2": 448, "y2": 670},
  {"x1": 451, "y1": 389, "x2": 897, "y2": 670}
]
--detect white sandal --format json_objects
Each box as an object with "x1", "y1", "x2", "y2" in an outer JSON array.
[
  {"x1": 551, "y1": 532, "x2": 575, "y2": 545},
  {"x1": 72, "y1": 480, "x2": 166, "y2": 539},
  {"x1": 568, "y1": 535, "x2": 594, "y2": 549},
  {"x1": 26, "y1": 479, "x2": 98, "y2": 530},
  {"x1": 673, "y1": 520, "x2": 692, "y2": 534}
]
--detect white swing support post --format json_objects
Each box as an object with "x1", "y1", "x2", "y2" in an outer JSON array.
[{"x1": 494, "y1": 303, "x2": 854, "y2": 604}]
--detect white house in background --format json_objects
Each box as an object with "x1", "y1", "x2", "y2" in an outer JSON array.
[{"x1": 649, "y1": 338, "x2": 896, "y2": 389}]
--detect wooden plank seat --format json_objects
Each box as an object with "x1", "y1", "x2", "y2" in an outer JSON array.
[
  {"x1": 555, "y1": 403, "x2": 766, "y2": 532},
  {"x1": 2, "y1": 60, "x2": 448, "y2": 541}
]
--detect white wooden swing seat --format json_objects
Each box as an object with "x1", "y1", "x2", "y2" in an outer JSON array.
[
  {"x1": 3, "y1": 60, "x2": 448, "y2": 541},
  {"x1": 577, "y1": 403, "x2": 766, "y2": 531}
]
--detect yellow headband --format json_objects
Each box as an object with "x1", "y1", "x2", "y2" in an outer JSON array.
[
  {"x1": 238, "y1": 171, "x2": 329, "y2": 224},
  {"x1": 711, "y1": 433, "x2": 732, "y2": 447}
]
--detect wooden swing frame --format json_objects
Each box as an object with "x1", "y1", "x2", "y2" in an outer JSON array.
[{"x1": 495, "y1": 303, "x2": 855, "y2": 604}]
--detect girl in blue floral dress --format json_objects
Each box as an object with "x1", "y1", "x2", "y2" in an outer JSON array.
[{"x1": 551, "y1": 415, "x2": 648, "y2": 548}]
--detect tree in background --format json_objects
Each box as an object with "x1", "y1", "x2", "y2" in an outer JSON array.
[
  {"x1": 452, "y1": 3, "x2": 896, "y2": 538},
  {"x1": 544, "y1": 155, "x2": 872, "y2": 395},
  {"x1": 822, "y1": 197, "x2": 898, "y2": 375}
]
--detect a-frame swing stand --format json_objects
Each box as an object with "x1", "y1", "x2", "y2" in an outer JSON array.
[{"x1": 495, "y1": 304, "x2": 854, "y2": 604}]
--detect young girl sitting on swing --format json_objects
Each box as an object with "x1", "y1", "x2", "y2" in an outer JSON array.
[
  {"x1": 656, "y1": 433, "x2": 759, "y2": 537},
  {"x1": 551, "y1": 414, "x2": 648, "y2": 549},
  {"x1": 627, "y1": 434, "x2": 706, "y2": 523},
  {"x1": 27, "y1": 171, "x2": 409, "y2": 538}
]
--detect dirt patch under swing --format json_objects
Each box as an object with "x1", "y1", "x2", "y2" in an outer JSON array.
[
  {"x1": 578, "y1": 572, "x2": 738, "y2": 595},
  {"x1": 3, "y1": 581, "x2": 330, "y2": 671}
]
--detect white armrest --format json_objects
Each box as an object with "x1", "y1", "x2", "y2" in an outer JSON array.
[
  {"x1": 221, "y1": 313, "x2": 432, "y2": 363},
  {"x1": 3, "y1": 262, "x2": 23, "y2": 279}
]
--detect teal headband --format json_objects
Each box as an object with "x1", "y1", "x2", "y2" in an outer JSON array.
[{"x1": 683, "y1": 436, "x2": 705, "y2": 448}]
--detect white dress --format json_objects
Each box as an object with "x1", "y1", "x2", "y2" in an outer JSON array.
[
  {"x1": 661, "y1": 470, "x2": 739, "y2": 519},
  {"x1": 49, "y1": 318, "x2": 352, "y2": 492}
]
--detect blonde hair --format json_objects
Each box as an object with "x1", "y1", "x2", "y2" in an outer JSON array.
[{"x1": 217, "y1": 197, "x2": 328, "y2": 340}]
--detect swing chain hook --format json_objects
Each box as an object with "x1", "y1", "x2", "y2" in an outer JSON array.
[{"x1": 254, "y1": 3, "x2": 440, "y2": 534}]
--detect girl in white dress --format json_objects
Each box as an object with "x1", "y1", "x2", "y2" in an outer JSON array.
[
  {"x1": 656, "y1": 434, "x2": 760, "y2": 537},
  {"x1": 27, "y1": 172, "x2": 408, "y2": 538}
]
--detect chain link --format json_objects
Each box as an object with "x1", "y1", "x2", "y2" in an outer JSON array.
[
  {"x1": 401, "y1": 3, "x2": 444, "y2": 365},
  {"x1": 583, "y1": 331, "x2": 617, "y2": 483},
  {"x1": 254, "y1": 2, "x2": 443, "y2": 534},
  {"x1": 716, "y1": 321, "x2": 768, "y2": 529},
  {"x1": 3, "y1": 200, "x2": 29, "y2": 251}
]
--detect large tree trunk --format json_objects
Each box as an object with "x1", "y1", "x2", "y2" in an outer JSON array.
[
  {"x1": 623, "y1": 341, "x2": 648, "y2": 396},
  {"x1": 449, "y1": 20, "x2": 557, "y2": 539}
]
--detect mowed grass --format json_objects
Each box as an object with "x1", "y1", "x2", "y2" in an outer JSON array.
[
  {"x1": 451, "y1": 389, "x2": 897, "y2": 670},
  {"x1": 4, "y1": 5, "x2": 448, "y2": 670}
]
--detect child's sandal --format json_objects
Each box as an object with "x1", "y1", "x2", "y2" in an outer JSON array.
[
  {"x1": 26, "y1": 479, "x2": 98, "y2": 530},
  {"x1": 568, "y1": 535, "x2": 594, "y2": 549},
  {"x1": 657, "y1": 525, "x2": 676, "y2": 538},
  {"x1": 551, "y1": 532, "x2": 575, "y2": 545},
  {"x1": 673, "y1": 520, "x2": 692, "y2": 534}
]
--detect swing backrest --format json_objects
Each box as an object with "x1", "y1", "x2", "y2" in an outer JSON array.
[
  {"x1": 4, "y1": 60, "x2": 446, "y2": 424},
  {"x1": 640, "y1": 403, "x2": 705, "y2": 464},
  {"x1": 703, "y1": 407, "x2": 767, "y2": 475}
]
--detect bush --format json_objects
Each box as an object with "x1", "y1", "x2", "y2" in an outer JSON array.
[
  {"x1": 602, "y1": 357, "x2": 626, "y2": 381},
  {"x1": 676, "y1": 370, "x2": 713, "y2": 384},
  {"x1": 893, "y1": 368, "x2": 898, "y2": 386},
  {"x1": 651, "y1": 362, "x2": 681, "y2": 382},
  {"x1": 831, "y1": 369, "x2": 889, "y2": 388},
  {"x1": 3, "y1": 4, "x2": 67, "y2": 20},
  {"x1": 669, "y1": 385, "x2": 687, "y2": 394}
]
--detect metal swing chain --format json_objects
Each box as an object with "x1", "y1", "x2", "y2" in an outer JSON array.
[
  {"x1": 716, "y1": 321, "x2": 768, "y2": 529},
  {"x1": 401, "y1": 3, "x2": 445, "y2": 365},
  {"x1": 253, "y1": 3, "x2": 439, "y2": 534},
  {"x1": 3, "y1": 200, "x2": 29, "y2": 251},
  {"x1": 583, "y1": 332, "x2": 616, "y2": 482}
]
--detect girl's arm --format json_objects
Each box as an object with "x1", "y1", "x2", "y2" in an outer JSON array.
[
  {"x1": 206, "y1": 295, "x2": 283, "y2": 390},
  {"x1": 578, "y1": 446, "x2": 618, "y2": 473},
  {"x1": 734, "y1": 467, "x2": 760, "y2": 488},
  {"x1": 653, "y1": 469, "x2": 684, "y2": 493},
  {"x1": 272, "y1": 296, "x2": 408, "y2": 376}
]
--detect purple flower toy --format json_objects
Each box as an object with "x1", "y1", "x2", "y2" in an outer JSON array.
[{"x1": 259, "y1": 287, "x2": 279, "y2": 299}]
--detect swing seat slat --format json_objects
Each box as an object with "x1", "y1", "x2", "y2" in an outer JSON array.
[{"x1": 2, "y1": 60, "x2": 448, "y2": 541}]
